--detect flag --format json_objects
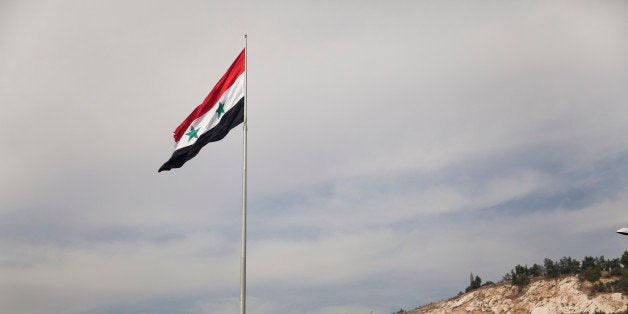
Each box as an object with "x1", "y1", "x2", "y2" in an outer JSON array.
[{"x1": 159, "y1": 49, "x2": 245, "y2": 172}]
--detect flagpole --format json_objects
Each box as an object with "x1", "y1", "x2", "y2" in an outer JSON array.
[{"x1": 239, "y1": 34, "x2": 248, "y2": 314}]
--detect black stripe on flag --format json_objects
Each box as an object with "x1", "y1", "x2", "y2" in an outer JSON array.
[{"x1": 158, "y1": 98, "x2": 244, "y2": 172}]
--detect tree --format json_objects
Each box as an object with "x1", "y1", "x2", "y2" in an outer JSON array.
[
  {"x1": 474, "y1": 275, "x2": 482, "y2": 289},
  {"x1": 621, "y1": 251, "x2": 628, "y2": 268},
  {"x1": 583, "y1": 267, "x2": 601, "y2": 282},
  {"x1": 581, "y1": 256, "x2": 596, "y2": 271},
  {"x1": 530, "y1": 263, "x2": 543, "y2": 277},
  {"x1": 609, "y1": 258, "x2": 623, "y2": 276},
  {"x1": 595, "y1": 256, "x2": 607, "y2": 271},
  {"x1": 512, "y1": 265, "x2": 530, "y2": 287},
  {"x1": 544, "y1": 258, "x2": 560, "y2": 279},
  {"x1": 559, "y1": 257, "x2": 579, "y2": 275},
  {"x1": 607, "y1": 258, "x2": 621, "y2": 269},
  {"x1": 465, "y1": 274, "x2": 482, "y2": 292}
]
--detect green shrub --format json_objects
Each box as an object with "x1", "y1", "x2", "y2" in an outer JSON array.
[
  {"x1": 512, "y1": 265, "x2": 530, "y2": 287},
  {"x1": 593, "y1": 282, "x2": 607, "y2": 292},
  {"x1": 583, "y1": 267, "x2": 601, "y2": 282},
  {"x1": 544, "y1": 258, "x2": 560, "y2": 279},
  {"x1": 621, "y1": 251, "x2": 628, "y2": 268}
]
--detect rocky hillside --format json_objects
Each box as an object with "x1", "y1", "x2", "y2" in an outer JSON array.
[{"x1": 406, "y1": 275, "x2": 627, "y2": 313}]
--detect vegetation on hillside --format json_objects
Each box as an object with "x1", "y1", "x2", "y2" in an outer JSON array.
[
  {"x1": 394, "y1": 252, "x2": 628, "y2": 314},
  {"x1": 464, "y1": 251, "x2": 628, "y2": 294}
]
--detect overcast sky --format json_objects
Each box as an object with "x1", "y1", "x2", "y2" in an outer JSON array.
[{"x1": 1, "y1": 1, "x2": 628, "y2": 313}]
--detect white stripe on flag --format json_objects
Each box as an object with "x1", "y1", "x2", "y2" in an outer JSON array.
[{"x1": 175, "y1": 72, "x2": 245, "y2": 150}]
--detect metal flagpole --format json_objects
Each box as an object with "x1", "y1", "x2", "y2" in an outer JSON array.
[{"x1": 240, "y1": 34, "x2": 248, "y2": 314}]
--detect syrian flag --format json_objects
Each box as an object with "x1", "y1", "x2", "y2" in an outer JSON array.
[{"x1": 159, "y1": 49, "x2": 245, "y2": 172}]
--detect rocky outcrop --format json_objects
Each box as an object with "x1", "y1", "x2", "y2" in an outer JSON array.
[{"x1": 408, "y1": 276, "x2": 627, "y2": 313}]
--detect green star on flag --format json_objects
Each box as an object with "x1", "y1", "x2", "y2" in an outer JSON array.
[
  {"x1": 185, "y1": 126, "x2": 199, "y2": 142},
  {"x1": 216, "y1": 101, "x2": 225, "y2": 118}
]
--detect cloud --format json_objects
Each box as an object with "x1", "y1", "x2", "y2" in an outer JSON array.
[
  {"x1": 0, "y1": 230, "x2": 240, "y2": 313},
  {"x1": 1, "y1": 1, "x2": 627, "y2": 313}
]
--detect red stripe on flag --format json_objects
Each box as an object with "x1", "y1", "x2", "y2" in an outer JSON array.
[{"x1": 173, "y1": 48, "x2": 245, "y2": 143}]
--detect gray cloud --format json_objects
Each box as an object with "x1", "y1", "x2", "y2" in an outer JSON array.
[{"x1": 1, "y1": 1, "x2": 627, "y2": 313}]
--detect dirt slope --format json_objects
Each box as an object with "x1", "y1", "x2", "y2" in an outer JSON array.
[{"x1": 408, "y1": 276, "x2": 627, "y2": 314}]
